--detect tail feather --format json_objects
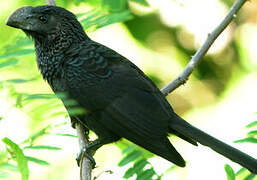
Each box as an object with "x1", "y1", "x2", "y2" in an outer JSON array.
[
  {"x1": 160, "y1": 138, "x2": 186, "y2": 167},
  {"x1": 169, "y1": 128, "x2": 198, "y2": 146},
  {"x1": 129, "y1": 136, "x2": 186, "y2": 167},
  {"x1": 170, "y1": 114, "x2": 257, "y2": 174}
]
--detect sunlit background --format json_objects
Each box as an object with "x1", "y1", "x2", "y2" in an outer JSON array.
[{"x1": 0, "y1": 0, "x2": 257, "y2": 179}]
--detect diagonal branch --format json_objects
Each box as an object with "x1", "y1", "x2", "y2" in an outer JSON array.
[{"x1": 161, "y1": 0, "x2": 248, "y2": 95}]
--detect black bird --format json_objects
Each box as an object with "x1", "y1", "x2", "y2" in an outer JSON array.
[{"x1": 6, "y1": 6, "x2": 257, "y2": 173}]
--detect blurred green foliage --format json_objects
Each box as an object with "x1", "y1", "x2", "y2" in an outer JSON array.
[{"x1": 0, "y1": 0, "x2": 256, "y2": 180}]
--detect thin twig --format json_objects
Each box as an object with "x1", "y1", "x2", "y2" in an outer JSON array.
[
  {"x1": 76, "y1": 123, "x2": 92, "y2": 180},
  {"x1": 161, "y1": 0, "x2": 248, "y2": 96},
  {"x1": 46, "y1": 0, "x2": 56, "y2": 6},
  {"x1": 93, "y1": 170, "x2": 113, "y2": 180}
]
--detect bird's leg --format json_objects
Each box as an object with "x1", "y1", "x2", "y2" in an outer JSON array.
[
  {"x1": 71, "y1": 116, "x2": 89, "y2": 135},
  {"x1": 76, "y1": 139, "x2": 103, "y2": 168}
]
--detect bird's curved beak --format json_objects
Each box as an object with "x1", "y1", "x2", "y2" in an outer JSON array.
[{"x1": 6, "y1": 6, "x2": 34, "y2": 30}]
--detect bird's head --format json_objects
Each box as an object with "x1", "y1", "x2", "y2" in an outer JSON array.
[{"x1": 6, "y1": 6, "x2": 87, "y2": 43}]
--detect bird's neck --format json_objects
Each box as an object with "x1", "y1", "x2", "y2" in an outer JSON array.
[{"x1": 34, "y1": 31, "x2": 89, "y2": 84}]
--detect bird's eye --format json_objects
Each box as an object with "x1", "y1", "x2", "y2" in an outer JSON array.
[{"x1": 39, "y1": 15, "x2": 47, "y2": 23}]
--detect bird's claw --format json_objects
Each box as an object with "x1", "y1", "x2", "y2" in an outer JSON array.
[{"x1": 76, "y1": 146, "x2": 96, "y2": 169}]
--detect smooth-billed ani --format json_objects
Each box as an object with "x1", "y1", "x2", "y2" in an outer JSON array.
[{"x1": 6, "y1": 6, "x2": 257, "y2": 173}]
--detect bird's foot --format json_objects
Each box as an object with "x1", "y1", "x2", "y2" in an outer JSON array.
[
  {"x1": 76, "y1": 147, "x2": 96, "y2": 168},
  {"x1": 76, "y1": 140, "x2": 101, "y2": 169}
]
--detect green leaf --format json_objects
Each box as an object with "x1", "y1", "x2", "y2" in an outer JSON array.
[
  {"x1": 7, "y1": 37, "x2": 33, "y2": 50},
  {"x1": 62, "y1": 99, "x2": 79, "y2": 106},
  {"x1": 74, "y1": 0, "x2": 82, "y2": 5},
  {"x1": 118, "y1": 150, "x2": 142, "y2": 166},
  {"x1": 136, "y1": 168, "x2": 155, "y2": 180},
  {"x1": 76, "y1": 12, "x2": 89, "y2": 18},
  {"x1": 28, "y1": 102, "x2": 63, "y2": 119},
  {"x1": 246, "y1": 121, "x2": 257, "y2": 128},
  {"x1": 48, "y1": 111, "x2": 67, "y2": 118},
  {"x1": 55, "y1": 92, "x2": 68, "y2": 99},
  {"x1": 0, "y1": 49, "x2": 34, "y2": 59},
  {"x1": 244, "y1": 174, "x2": 256, "y2": 180},
  {"x1": 234, "y1": 137, "x2": 257, "y2": 144},
  {"x1": 22, "y1": 126, "x2": 51, "y2": 144},
  {"x1": 0, "y1": 117, "x2": 2, "y2": 121},
  {"x1": 224, "y1": 164, "x2": 235, "y2": 180},
  {"x1": 2, "y1": 138, "x2": 29, "y2": 180},
  {"x1": 122, "y1": 145, "x2": 136, "y2": 154},
  {"x1": 96, "y1": 11, "x2": 133, "y2": 29},
  {"x1": 67, "y1": 107, "x2": 85, "y2": 116},
  {"x1": 55, "y1": 133, "x2": 77, "y2": 138},
  {"x1": 77, "y1": 9, "x2": 101, "y2": 19},
  {"x1": 123, "y1": 167, "x2": 136, "y2": 179},
  {"x1": 235, "y1": 167, "x2": 246, "y2": 175},
  {"x1": 0, "y1": 163, "x2": 19, "y2": 172},
  {"x1": 123, "y1": 159, "x2": 148, "y2": 179},
  {"x1": 0, "y1": 59, "x2": 19, "y2": 68},
  {"x1": 15, "y1": 94, "x2": 23, "y2": 108},
  {"x1": 247, "y1": 130, "x2": 257, "y2": 136},
  {"x1": 23, "y1": 145, "x2": 61, "y2": 150},
  {"x1": 219, "y1": 0, "x2": 233, "y2": 7},
  {"x1": 5, "y1": 78, "x2": 37, "y2": 84},
  {"x1": 81, "y1": 10, "x2": 133, "y2": 31},
  {"x1": 133, "y1": 159, "x2": 148, "y2": 174},
  {"x1": 25, "y1": 156, "x2": 50, "y2": 166},
  {"x1": 164, "y1": 165, "x2": 177, "y2": 174},
  {"x1": 129, "y1": 0, "x2": 149, "y2": 6},
  {"x1": 103, "y1": 0, "x2": 127, "y2": 11},
  {"x1": 24, "y1": 94, "x2": 57, "y2": 101},
  {"x1": 80, "y1": 10, "x2": 104, "y2": 25}
]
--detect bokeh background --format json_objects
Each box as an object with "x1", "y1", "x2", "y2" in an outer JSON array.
[{"x1": 0, "y1": 0, "x2": 257, "y2": 179}]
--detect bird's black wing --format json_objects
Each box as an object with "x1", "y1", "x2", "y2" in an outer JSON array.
[
  {"x1": 64, "y1": 41, "x2": 186, "y2": 166},
  {"x1": 65, "y1": 41, "x2": 172, "y2": 137}
]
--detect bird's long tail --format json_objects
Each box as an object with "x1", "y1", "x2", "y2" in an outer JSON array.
[{"x1": 170, "y1": 114, "x2": 257, "y2": 174}]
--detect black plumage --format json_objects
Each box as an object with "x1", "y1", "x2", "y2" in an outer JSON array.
[{"x1": 6, "y1": 6, "x2": 257, "y2": 173}]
